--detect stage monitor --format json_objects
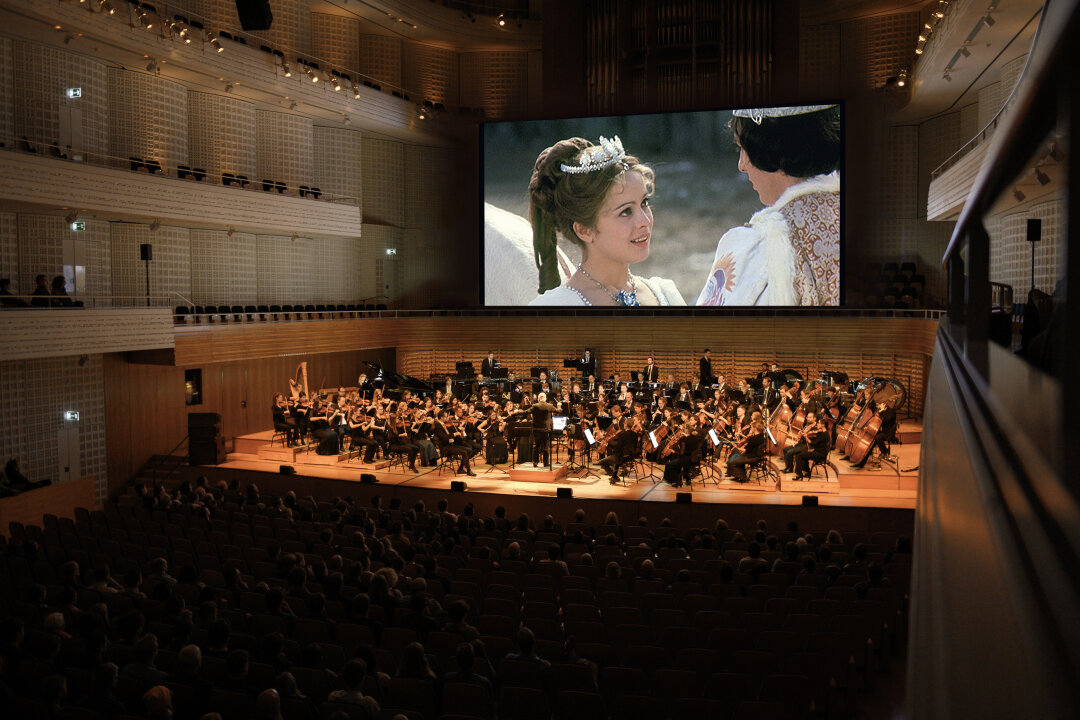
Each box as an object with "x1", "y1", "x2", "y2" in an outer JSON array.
[{"x1": 482, "y1": 103, "x2": 842, "y2": 307}]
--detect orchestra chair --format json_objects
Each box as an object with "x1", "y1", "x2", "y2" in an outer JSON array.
[
  {"x1": 386, "y1": 445, "x2": 411, "y2": 474},
  {"x1": 436, "y1": 449, "x2": 461, "y2": 476},
  {"x1": 747, "y1": 456, "x2": 777, "y2": 485},
  {"x1": 807, "y1": 452, "x2": 834, "y2": 482},
  {"x1": 269, "y1": 428, "x2": 289, "y2": 449}
]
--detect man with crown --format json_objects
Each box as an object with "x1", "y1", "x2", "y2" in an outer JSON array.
[{"x1": 696, "y1": 104, "x2": 841, "y2": 307}]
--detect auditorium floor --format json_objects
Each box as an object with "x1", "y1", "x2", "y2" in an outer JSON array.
[{"x1": 218, "y1": 422, "x2": 922, "y2": 510}]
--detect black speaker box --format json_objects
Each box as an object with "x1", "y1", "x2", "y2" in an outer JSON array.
[
  {"x1": 802, "y1": 495, "x2": 819, "y2": 507},
  {"x1": 676, "y1": 492, "x2": 692, "y2": 504},
  {"x1": 188, "y1": 412, "x2": 222, "y2": 428},
  {"x1": 1027, "y1": 218, "x2": 1042, "y2": 243},
  {"x1": 188, "y1": 426, "x2": 220, "y2": 441},
  {"x1": 140, "y1": 243, "x2": 152, "y2": 261},
  {"x1": 189, "y1": 437, "x2": 225, "y2": 465},
  {"x1": 360, "y1": 473, "x2": 377, "y2": 484},
  {"x1": 235, "y1": 0, "x2": 273, "y2": 31},
  {"x1": 556, "y1": 487, "x2": 573, "y2": 499},
  {"x1": 279, "y1": 465, "x2": 295, "y2": 475},
  {"x1": 451, "y1": 481, "x2": 467, "y2": 492}
]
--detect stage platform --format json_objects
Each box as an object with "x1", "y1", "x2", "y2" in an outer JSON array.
[{"x1": 218, "y1": 422, "x2": 922, "y2": 509}]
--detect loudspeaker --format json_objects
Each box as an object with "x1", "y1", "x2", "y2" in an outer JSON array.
[
  {"x1": 188, "y1": 426, "x2": 220, "y2": 441},
  {"x1": 140, "y1": 243, "x2": 152, "y2": 261},
  {"x1": 279, "y1": 465, "x2": 295, "y2": 475},
  {"x1": 451, "y1": 481, "x2": 467, "y2": 492},
  {"x1": 360, "y1": 473, "x2": 377, "y2": 484},
  {"x1": 189, "y1": 437, "x2": 225, "y2": 465},
  {"x1": 188, "y1": 412, "x2": 222, "y2": 428},
  {"x1": 556, "y1": 487, "x2": 573, "y2": 499},
  {"x1": 1027, "y1": 218, "x2": 1042, "y2": 243},
  {"x1": 235, "y1": 0, "x2": 273, "y2": 31},
  {"x1": 675, "y1": 492, "x2": 692, "y2": 504},
  {"x1": 802, "y1": 495, "x2": 819, "y2": 507}
]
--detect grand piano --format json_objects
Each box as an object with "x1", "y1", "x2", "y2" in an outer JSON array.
[{"x1": 361, "y1": 360, "x2": 434, "y2": 399}]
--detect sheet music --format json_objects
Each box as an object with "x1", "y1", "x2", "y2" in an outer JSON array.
[
  {"x1": 584, "y1": 428, "x2": 596, "y2": 445},
  {"x1": 708, "y1": 429, "x2": 720, "y2": 446},
  {"x1": 649, "y1": 431, "x2": 659, "y2": 449}
]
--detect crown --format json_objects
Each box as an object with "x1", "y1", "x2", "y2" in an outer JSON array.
[
  {"x1": 732, "y1": 104, "x2": 838, "y2": 125},
  {"x1": 560, "y1": 135, "x2": 627, "y2": 174}
]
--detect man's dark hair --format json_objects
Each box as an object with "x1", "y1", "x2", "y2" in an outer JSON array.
[{"x1": 730, "y1": 106, "x2": 840, "y2": 178}]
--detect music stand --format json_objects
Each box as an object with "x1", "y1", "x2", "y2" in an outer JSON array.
[
  {"x1": 576, "y1": 427, "x2": 600, "y2": 480},
  {"x1": 456, "y1": 361, "x2": 475, "y2": 380}
]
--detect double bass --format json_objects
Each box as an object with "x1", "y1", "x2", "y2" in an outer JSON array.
[
  {"x1": 846, "y1": 403, "x2": 886, "y2": 465},
  {"x1": 767, "y1": 392, "x2": 794, "y2": 454},
  {"x1": 835, "y1": 383, "x2": 878, "y2": 455}
]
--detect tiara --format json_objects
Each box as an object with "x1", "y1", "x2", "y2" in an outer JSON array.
[
  {"x1": 732, "y1": 104, "x2": 838, "y2": 125},
  {"x1": 560, "y1": 135, "x2": 627, "y2": 174}
]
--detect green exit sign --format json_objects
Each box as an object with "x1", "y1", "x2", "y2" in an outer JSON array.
[{"x1": 70, "y1": 221, "x2": 85, "y2": 231}]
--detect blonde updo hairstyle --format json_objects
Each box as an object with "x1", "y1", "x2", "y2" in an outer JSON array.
[{"x1": 529, "y1": 137, "x2": 654, "y2": 294}]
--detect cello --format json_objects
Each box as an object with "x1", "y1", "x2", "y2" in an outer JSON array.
[{"x1": 846, "y1": 402, "x2": 887, "y2": 465}]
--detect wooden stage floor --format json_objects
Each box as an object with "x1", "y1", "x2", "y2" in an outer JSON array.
[{"x1": 218, "y1": 423, "x2": 921, "y2": 510}]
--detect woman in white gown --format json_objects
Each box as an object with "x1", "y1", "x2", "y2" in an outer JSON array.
[
  {"x1": 696, "y1": 105, "x2": 841, "y2": 307},
  {"x1": 527, "y1": 135, "x2": 684, "y2": 307}
]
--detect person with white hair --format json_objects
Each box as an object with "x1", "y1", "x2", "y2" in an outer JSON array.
[{"x1": 530, "y1": 392, "x2": 559, "y2": 467}]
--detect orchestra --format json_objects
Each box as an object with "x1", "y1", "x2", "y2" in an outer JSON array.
[{"x1": 267, "y1": 354, "x2": 903, "y2": 487}]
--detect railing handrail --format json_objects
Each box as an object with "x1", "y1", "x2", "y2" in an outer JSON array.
[
  {"x1": 0, "y1": 293, "x2": 189, "y2": 309},
  {"x1": 942, "y1": 0, "x2": 1071, "y2": 266},
  {"x1": 2, "y1": 135, "x2": 360, "y2": 205}
]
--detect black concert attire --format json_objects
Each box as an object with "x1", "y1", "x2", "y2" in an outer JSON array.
[
  {"x1": 434, "y1": 420, "x2": 474, "y2": 475},
  {"x1": 599, "y1": 428, "x2": 639, "y2": 481},
  {"x1": 760, "y1": 385, "x2": 780, "y2": 414},
  {"x1": 530, "y1": 401, "x2": 557, "y2": 466},
  {"x1": 309, "y1": 413, "x2": 339, "y2": 455},
  {"x1": 486, "y1": 416, "x2": 509, "y2": 465},
  {"x1": 411, "y1": 417, "x2": 438, "y2": 465},
  {"x1": 481, "y1": 357, "x2": 498, "y2": 377},
  {"x1": 853, "y1": 406, "x2": 898, "y2": 468},
  {"x1": 388, "y1": 419, "x2": 420, "y2": 471},
  {"x1": 0, "y1": 286, "x2": 28, "y2": 307},
  {"x1": 727, "y1": 429, "x2": 766, "y2": 482},
  {"x1": 580, "y1": 353, "x2": 596, "y2": 381},
  {"x1": 663, "y1": 429, "x2": 703, "y2": 487},
  {"x1": 794, "y1": 424, "x2": 831, "y2": 477},
  {"x1": 273, "y1": 405, "x2": 301, "y2": 446},
  {"x1": 642, "y1": 364, "x2": 659, "y2": 384},
  {"x1": 699, "y1": 355, "x2": 715, "y2": 386},
  {"x1": 348, "y1": 415, "x2": 380, "y2": 462}
]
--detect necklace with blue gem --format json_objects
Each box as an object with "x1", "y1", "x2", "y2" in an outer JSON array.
[{"x1": 577, "y1": 263, "x2": 640, "y2": 307}]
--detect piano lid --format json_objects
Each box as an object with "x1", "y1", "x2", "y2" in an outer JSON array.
[{"x1": 361, "y1": 361, "x2": 434, "y2": 395}]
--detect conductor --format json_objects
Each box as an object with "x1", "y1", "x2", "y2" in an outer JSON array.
[{"x1": 531, "y1": 392, "x2": 558, "y2": 467}]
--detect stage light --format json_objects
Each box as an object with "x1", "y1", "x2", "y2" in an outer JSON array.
[
  {"x1": 897, "y1": 69, "x2": 907, "y2": 87},
  {"x1": 915, "y1": 46, "x2": 924, "y2": 55},
  {"x1": 960, "y1": 46, "x2": 970, "y2": 58},
  {"x1": 1034, "y1": 168, "x2": 1050, "y2": 186},
  {"x1": 983, "y1": 14, "x2": 995, "y2": 27},
  {"x1": 281, "y1": 62, "x2": 291, "y2": 77},
  {"x1": 332, "y1": 77, "x2": 342, "y2": 92},
  {"x1": 224, "y1": 83, "x2": 234, "y2": 93},
  {"x1": 497, "y1": 14, "x2": 506, "y2": 27},
  {"x1": 137, "y1": 8, "x2": 153, "y2": 29},
  {"x1": 352, "y1": 84, "x2": 360, "y2": 99},
  {"x1": 145, "y1": 58, "x2": 158, "y2": 72},
  {"x1": 1013, "y1": 188, "x2": 1025, "y2": 202},
  {"x1": 305, "y1": 66, "x2": 318, "y2": 83},
  {"x1": 208, "y1": 33, "x2": 223, "y2": 52},
  {"x1": 943, "y1": 70, "x2": 952, "y2": 81}
]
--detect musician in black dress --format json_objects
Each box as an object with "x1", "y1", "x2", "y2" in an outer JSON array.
[
  {"x1": 530, "y1": 393, "x2": 558, "y2": 467},
  {"x1": 699, "y1": 349, "x2": 715, "y2": 386},
  {"x1": 793, "y1": 414, "x2": 831, "y2": 478},
  {"x1": 663, "y1": 415, "x2": 703, "y2": 487},
  {"x1": 387, "y1": 408, "x2": 420, "y2": 473},
  {"x1": 726, "y1": 417, "x2": 766, "y2": 482},
  {"x1": 308, "y1": 400, "x2": 340, "y2": 455},
  {"x1": 348, "y1": 408, "x2": 380, "y2": 463},
  {"x1": 783, "y1": 409, "x2": 822, "y2": 474},
  {"x1": 272, "y1": 393, "x2": 301, "y2": 446},
  {"x1": 598, "y1": 416, "x2": 639, "y2": 484},
  {"x1": 289, "y1": 392, "x2": 311, "y2": 442},
  {"x1": 434, "y1": 410, "x2": 475, "y2": 476}
]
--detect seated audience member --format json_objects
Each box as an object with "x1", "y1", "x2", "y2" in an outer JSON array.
[{"x1": 327, "y1": 659, "x2": 381, "y2": 717}]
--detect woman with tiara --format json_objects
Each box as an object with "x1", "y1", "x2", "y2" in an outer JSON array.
[
  {"x1": 697, "y1": 104, "x2": 841, "y2": 306},
  {"x1": 528, "y1": 136, "x2": 685, "y2": 307}
]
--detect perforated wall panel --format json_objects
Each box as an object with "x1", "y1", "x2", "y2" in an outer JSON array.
[
  {"x1": 459, "y1": 51, "x2": 529, "y2": 119},
  {"x1": 358, "y1": 34, "x2": 403, "y2": 89},
  {"x1": 12, "y1": 40, "x2": 109, "y2": 160},
  {"x1": 255, "y1": 110, "x2": 314, "y2": 192},
  {"x1": 110, "y1": 223, "x2": 192, "y2": 307},
  {"x1": 108, "y1": 69, "x2": 189, "y2": 174},
  {"x1": 991, "y1": 193, "x2": 1063, "y2": 295},
  {"x1": 312, "y1": 12, "x2": 361, "y2": 74},
  {"x1": 17, "y1": 214, "x2": 65, "y2": 298},
  {"x1": 189, "y1": 228, "x2": 257, "y2": 306},
  {"x1": 0, "y1": 37, "x2": 13, "y2": 149},
  {"x1": 360, "y1": 137, "x2": 404, "y2": 227},
  {"x1": 313, "y1": 126, "x2": 362, "y2": 208},
  {"x1": 0, "y1": 211, "x2": 17, "y2": 292},
  {"x1": 187, "y1": 91, "x2": 257, "y2": 182},
  {"x1": 846, "y1": 12, "x2": 920, "y2": 91},
  {"x1": 403, "y1": 42, "x2": 458, "y2": 107}
]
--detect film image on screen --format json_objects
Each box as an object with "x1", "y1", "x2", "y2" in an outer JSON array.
[{"x1": 482, "y1": 104, "x2": 842, "y2": 308}]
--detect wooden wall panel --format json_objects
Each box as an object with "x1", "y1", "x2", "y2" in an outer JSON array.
[
  {"x1": 0, "y1": 476, "x2": 94, "y2": 529},
  {"x1": 104, "y1": 348, "x2": 394, "y2": 493}
]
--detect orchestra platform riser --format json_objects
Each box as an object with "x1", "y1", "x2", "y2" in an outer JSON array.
[{"x1": 508, "y1": 465, "x2": 571, "y2": 483}]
